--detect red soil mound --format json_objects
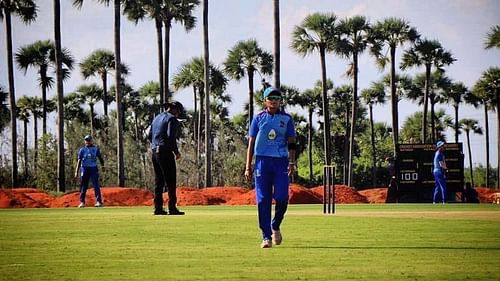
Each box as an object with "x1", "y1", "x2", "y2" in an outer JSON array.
[
  {"x1": 0, "y1": 188, "x2": 53, "y2": 208},
  {"x1": 359, "y1": 188, "x2": 388, "y2": 203},
  {"x1": 310, "y1": 185, "x2": 368, "y2": 204},
  {"x1": 49, "y1": 187, "x2": 153, "y2": 208}
]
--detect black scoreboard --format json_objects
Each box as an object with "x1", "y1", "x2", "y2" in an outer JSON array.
[{"x1": 396, "y1": 143, "x2": 464, "y2": 196}]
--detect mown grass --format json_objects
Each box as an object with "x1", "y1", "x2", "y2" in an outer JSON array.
[{"x1": 1, "y1": 204, "x2": 499, "y2": 280}]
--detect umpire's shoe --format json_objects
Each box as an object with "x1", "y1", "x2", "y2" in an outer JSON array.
[
  {"x1": 168, "y1": 209, "x2": 185, "y2": 215},
  {"x1": 153, "y1": 209, "x2": 168, "y2": 215}
]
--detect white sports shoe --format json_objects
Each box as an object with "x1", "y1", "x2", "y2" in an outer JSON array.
[
  {"x1": 95, "y1": 202, "x2": 103, "y2": 207},
  {"x1": 78, "y1": 202, "x2": 85, "y2": 208},
  {"x1": 260, "y1": 239, "x2": 272, "y2": 248},
  {"x1": 272, "y1": 230, "x2": 282, "y2": 245}
]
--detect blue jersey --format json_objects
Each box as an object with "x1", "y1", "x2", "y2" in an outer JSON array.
[
  {"x1": 78, "y1": 145, "x2": 101, "y2": 167},
  {"x1": 249, "y1": 110, "x2": 296, "y2": 158},
  {"x1": 150, "y1": 112, "x2": 179, "y2": 153},
  {"x1": 433, "y1": 150, "x2": 444, "y2": 173}
]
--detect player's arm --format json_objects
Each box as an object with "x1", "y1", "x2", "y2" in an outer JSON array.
[
  {"x1": 287, "y1": 137, "x2": 296, "y2": 175},
  {"x1": 245, "y1": 137, "x2": 255, "y2": 181},
  {"x1": 74, "y1": 159, "x2": 81, "y2": 178}
]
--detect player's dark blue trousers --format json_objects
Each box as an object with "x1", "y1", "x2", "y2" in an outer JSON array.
[
  {"x1": 79, "y1": 166, "x2": 102, "y2": 204},
  {"x1": 433, "y1": 170, "x2": 447, "y2": 203},
  {"x1": 254, "y1": 156, "x2": 289, "y2": 240}
]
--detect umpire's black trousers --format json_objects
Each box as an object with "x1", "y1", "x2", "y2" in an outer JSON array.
[{"x1": 152, "y1": 147, "x2": 177, "y2": 211}]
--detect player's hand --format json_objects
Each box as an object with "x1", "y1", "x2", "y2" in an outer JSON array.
[{"x1": 244, "y1": 168, "x2": 252, "y2": 181}]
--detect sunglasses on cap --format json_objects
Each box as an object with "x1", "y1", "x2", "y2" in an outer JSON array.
[{"x1": 266, "y1": 96, "x2": 281, "y2": 101}]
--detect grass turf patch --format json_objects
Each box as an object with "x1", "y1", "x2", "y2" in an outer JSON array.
[{"x1": 1, "y1": 204, "x2": 499, "y2": 280}]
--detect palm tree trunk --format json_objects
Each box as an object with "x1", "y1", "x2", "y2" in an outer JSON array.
[
  {"x1": 454, "y1": 104, "x2": 459, "y2": 143},
  {"x1": 348, "y1": 53, "x2": 359, "y2": 187},
  {"x1": 430, "y1": 94, "x2": 436, "y2": 143},
  {"x1": 319, "y1": 46, "x2": 331, "y2": 166},
  {"x1": 369, "y1": 104, "x2": 376, "y2": 186},
  {"x1": 422, "y1": 64, "x2": 431, "y2": 143},
  {"x1": 308, "y1": 109, "x2": 313, "y2": 185},
  {"x1": 101, "y1": 74, "x2": 108, "y2": 116},
  {"x1": 33, "y1": 117, "x2": 38, "y2": 174},
  {"x1": 54, "y1": 0, "x2": 66, "y2": 192},
  {"x1": 23, "y1": 120, "x2": 28, "y2": 180},
  {"x1": 273, "y1": 0, "x2": 280, "y2": 88},
  {"x1": 114, "y1": 0, "x2": 125, "y2": 187},
  {"x1": 155, "y1": 18, "x2": 164, "y2": 109},
  {"x1": 496, "y1": 88, "x2": 499, "y2": 189},
  {"x1": 390, "y1": 46, "x2": 398, "y2": 157},
  {"x1": 5, "y1": 10, "x2": 18, "y2": 187},
  {"x1": 343, "y1": 110, "x2": 350, "y2": 185},
  {"x1": 163, "y1": 19, "x2": 171, "y2": 103},
  {"x1": 484, "y1": 103, "x2": 490, "y2": 188},
  {"x1": 193, "y1": 86, "x2": 199, "y2": 167},
  {"x1": 197, "y1": 89, "x2": 204, "y2": 188},
  {"x1": 466, "y1": 131, "x2": 474, "y2": 187},
  {"x1": 203, "y1": 0, "x2": 212, "y2": 187},
  {"x1": 247, "y1": 70, "x2": 255, "y2": 129},
  {"x1": 41, "y1": 72, "x2": 48, "y2": 135},
  {"x1": 90, "y1": 104, "x2": 95, "y2": 135}
]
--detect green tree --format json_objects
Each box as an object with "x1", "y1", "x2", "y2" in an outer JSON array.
[
  {"x1": 459, "y1": 118, "x2": 483, "y2": 188},
  {"x1": 400, "y1": 110, "x2": 450, "y2": 144},
  {"x1": 361, "y1": 82, "x2": 385, "y2": 186},
  {"x1": 223, "y1": 39, "x2": 273, "y2": 128},
  {"x1": 370, "y1": 17, "x2": 419, "y2": 157},
  {"x1": 73, "y1": 84, "x2": 103, "y2": 135},
  {"x1": 15, "y1": 40, "x2": 74, "y2": 135},
  {"x1": 484, "y1": 25, "x2": 500, "y2": 50},
  {"x1": 401, "y1": 39, "x2": 455, "y2": 143},
  {"x1": 440, "y1": 81, "x2": 470, "y2": 143},
  {"x1": 0, "y1": 86, "x2": 9, "y2": 131},
  {"x1": 1, "y1": 0, "x2": 37, "y2": 187},
  {"x1": 291, "y1": 12, "x2": 341, "y2": 166}
]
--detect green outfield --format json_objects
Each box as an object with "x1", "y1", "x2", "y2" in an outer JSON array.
[{"x1": 1, "y1": 204, "x2": 500, "y2": 280}]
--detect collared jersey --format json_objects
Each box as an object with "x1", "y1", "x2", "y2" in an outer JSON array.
[
  {"x1": 433, "y1": 150, "x2": 445, "y2": 173},
  {"x1": 249, "y1": 110, "x2": 296, "y2": 158},
  {"x1": 78, "y1": 145, "x2": 101, "y2": 167},
  {"x1": 150, "y1": 111, "x2": 179, "y2": 153}
]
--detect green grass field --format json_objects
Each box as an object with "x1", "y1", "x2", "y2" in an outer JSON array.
[{"x1": 1, "y1": 204, "x2": 500, "y2": 281}]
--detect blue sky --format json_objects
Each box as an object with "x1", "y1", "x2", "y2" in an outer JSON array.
[{"x1": 1, "y1": 0, "x2": 499, "y2": 167}]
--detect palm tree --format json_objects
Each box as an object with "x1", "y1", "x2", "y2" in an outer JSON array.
[
  {"x1": 15, "y1": 40, "x2": 74, "y2": 135},
  {"x1": 202, "y1": 0, "x2": 211, "y2": 187},
  {"x1": 361, "y1": 82, "x2": 385, "y2": 186},
  {"x1": 485, "y1": 25, "x2": 500, "y2": 50},
  {"x1": 16, "y1": 96, "x2": 32, "y2": 179},
  {"x1": 401, "y1": 39, "x2": 455, "y2": 143},
  {"x1": 440, "y1": 82, "x2": 470, "y2": 143},
  {"x1": 273, "y1": 0, "x2": 280, "y2": 88},
  {"x1": 80, "y1": 49, "x2": 129, "y2": 116},
  {"x1": 460, "y1": 118, "x2": 483, "y2": 188},
  {"x1": 1, "y1": 0, "x2": 37, "y2": 187},
  {"x1": 338, "y1": 15, "x2": 371, "y2": 187},
  {"x1": 473, "y1": 67, "x2": 500, "y2": 188},
  {"x1": 332, "y1": 84, "x2": 352, "y2": 184},
  {"x1": 0, "y1": 86, "x2": 9, "y2": 131},
  {"x1": 19, "y1": 96, "x2": 42, "y2": 171},
  {"x1": 73, "y1": 0, "x2": 126, "y2": 186},
  {"x1": 74, "y1": 84, "x2": 103, "y2": 135},
  {"x1": 291, "y1": 12, "x2": 341, "y2": 166},
  {"x1": 223, "y1": 39, "x2": 273, "y2": 128},
  {"x1": 370, "y1": 17, "x2": 419, "y2": 157}
]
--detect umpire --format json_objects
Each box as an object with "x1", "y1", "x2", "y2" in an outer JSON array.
[{"x1": 150, "y1": 101, "x2": 185, "y2": 215}]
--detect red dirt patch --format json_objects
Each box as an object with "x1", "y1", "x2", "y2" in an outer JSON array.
[
  {"x1": 310, "y1": 185, "x2": 368, "y2": 204},
  {"x1": 359, "y1": 188, "x2": 388, "y2": 203}
]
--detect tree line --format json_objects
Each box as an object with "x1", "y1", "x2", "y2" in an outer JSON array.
[{"x1": 1, "y1": 1, "x2": 499, "y2": 191}]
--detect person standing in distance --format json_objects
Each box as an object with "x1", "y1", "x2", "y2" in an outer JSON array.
[
  {"x1": 150, "y1": 101, "x2": 185, "y2": 215},
  {"x1": 433, "y1": 141, "x2": 448, "y2": 204},
  {"x1": 74, "y1": 135, "x2": 104, "y2": 208},
  {"x1": 245, "y1": 87, "x2": 297, "y2": 248}
]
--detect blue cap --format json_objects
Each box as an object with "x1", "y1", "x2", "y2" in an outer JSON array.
[
  {"x1": 84, "y1": 135, "x2": 93, "y2": 141},
  {"x1": 436, "y1": 141, "x2": 445, "y2": 148},
  {"x1": 263, "y1": 87, "x2": 281, "y2": 98}
]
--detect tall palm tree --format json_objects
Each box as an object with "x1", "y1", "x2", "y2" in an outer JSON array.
[
  {"x1": 361, "y1": 82, "x2": 385, "y2": 186},
  {"x1": 15, "y1": 39, "x2": 74, "y2": 135},
  {"x1": 291, "y1": 12, "x2": 341, "y2": 166},
  {"x1": 332, "y1": 84, "x2": 352, "y2": 184},
  {"x1": 338, "y1": 15, "x2": 371, "y2": 187},
  {"x1": 273, "y1": 0, "x2": 280, "y2": 88},
  {"x1": 74, "y1": 84, "x2": 103, "y2": 135},
  {"x1": 224, "y1": 39, "x2": 273, "y2": 128},
  {"x1": 80, "y1": 49, "x2": 129, "y2": 116},
  {"x1": 400, "y1": 38, "x2": 455, "y2": 143},
  {"x1": 473, "y1": 67, "x2": 500, "y2": 188},
  {"x1": 73, "y1": 0, "x2": 126, "y2": 186},
  {"x1": 16, "y1": 96, "x2": 31, "y2": 179},
  {"x1": 202, "y1": 0, "x2": 211, "y2": 187},
  {"x1": 0, "y1": 86, "x2": 9, "y2": 131},
  {"x1": 1, "y1": 0, "x2": 37, "y2": 187},
  {"x1": 440, "y1": 81, "x2": 470, "y2": 143},
  {"x1": 370, "y1": 17, "x2": 419, "y2": 157},
  {"x1": 20, "y1": 96, "x2": 42, "y2": 171},
  {"x1": 459, "y1": 118, "x2": 483, "y2": 188},
  {"x1": 484, "y1": 25, "x2": 500, "y2": 50}
]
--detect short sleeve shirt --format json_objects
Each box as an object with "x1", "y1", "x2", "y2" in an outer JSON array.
[
  {"x1": 78, "y1": 145, "x2": 101, "y2": 167},
  {"x1": 249, "y1": 110, "x2": 296, "y2": 158}
]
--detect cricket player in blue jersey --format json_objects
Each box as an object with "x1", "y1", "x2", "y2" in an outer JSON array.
[
  {"x1": 433, "y1": 141, "x2": 448, "y2": 204},
  {"x1": 245, "y1": 87, "x2": 297, "y2": 248},
  {"x1": 74, "y1": 135, "x2": 105, "y2": 208}
]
